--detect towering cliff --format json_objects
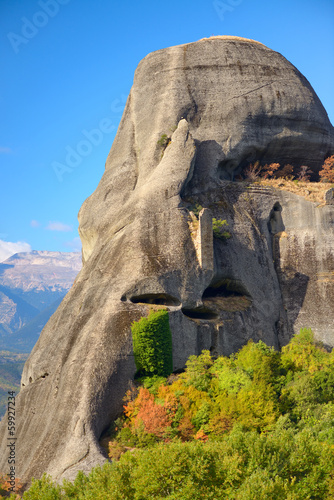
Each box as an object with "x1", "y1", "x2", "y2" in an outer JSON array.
[{"x1": 0, "y1": 36, "x2": 333, "y2": 485}]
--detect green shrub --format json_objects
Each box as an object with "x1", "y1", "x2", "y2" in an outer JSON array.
[
  {"x1": 131, "y1": 309, "x2": 173, "y2": 377},
  {"x1": 189, "y1": 203, "x2": 203, "y2": 218},
  {"x1": 141, "y1": 374, "x2": 167, "y2": 394},
  {"x1": 281, "y1": 328, "x2": 331, "y2": 373},
  {"x1": 157, "y1": 133, "x2": 170, "y2": 148},
  {"x1": 212, "y1": 218, "x2": 231, "y2": 240},
  {"x1": 22, "y1": 474, "x2": 62, "y2": 499},
  {"x1": 182, "y1": 350, "x2": 213, "y2": 391}
]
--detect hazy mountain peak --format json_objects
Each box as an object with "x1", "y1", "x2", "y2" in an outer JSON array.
[
  {"x1": 0, "y1": 251, "x2": 82, "y2": 291},
  {"x1": 0, "y1": 251, "x2": 82, "y2": 343}
]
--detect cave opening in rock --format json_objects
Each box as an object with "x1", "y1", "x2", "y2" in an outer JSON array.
[
  {"x1": 203, "y1": 279, "x2": 249, "y2": 299},
  {"x1": 202, "y1": 279, "x2": 252, "y2": 313},
  {"x1": 129, "y1": 293, "x2": 181, "y2": 306},
  {"x1": 217, "y1": 159, "x2": 238, "y2": 181},
  {"x1": 181, "y1": 307, "x2": 218, "y2": 320}
]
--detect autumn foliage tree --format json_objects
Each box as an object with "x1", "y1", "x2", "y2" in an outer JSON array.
[
  {"x1": 275, "y1": 163, "x2": 294, "y2": 179},
  {"x1": 261, "y1": 162, "x2": 280, "y2": 179},
  {"x1": 243, "y1": 162, "x2": 300, "y2": 180},
  {"x1": 243, "y1": 161, "x2": 280, "y2": 181},
  {"x1": 319, "y1": 155, "x2": 334, "y2": 183},
  {"x1": 0, "y1": 474, "x2": 22, "y2": 499},
  {"x1": 124, "y1": 387, "x2": 176, "y2": 438}
]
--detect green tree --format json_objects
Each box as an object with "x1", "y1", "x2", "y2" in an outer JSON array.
[
  {"x1": 281, "y1": 328, "x2": 332, "y2": 373},
  {"x1": 181, "y1": 350, "x2": 213, "y2": 392}
]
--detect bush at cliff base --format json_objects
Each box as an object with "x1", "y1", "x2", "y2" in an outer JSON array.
[
  {"x1": 131, "y1": 309, "x2": 173, "y2": 377},
  {"x1": 22, "y1": 329, "x2": 334, "y2": 499}
]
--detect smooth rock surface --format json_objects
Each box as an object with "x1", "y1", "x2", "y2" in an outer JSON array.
[
  {"x1": 0, "y1": 36, "x2": 334, "y2": 486},
  {"x1": 325, "y1": 188, "x2": 334, "y2": 205}
]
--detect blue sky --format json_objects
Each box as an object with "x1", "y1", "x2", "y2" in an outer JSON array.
[{"x1": 0, "y1": 0, "x2": 333, "y2": 262}]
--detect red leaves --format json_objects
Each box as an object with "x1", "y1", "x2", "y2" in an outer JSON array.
[{"x1": 125, "y1": 387, "x2": 173, "y2": 438}]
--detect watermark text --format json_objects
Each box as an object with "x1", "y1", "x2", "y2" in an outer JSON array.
[{"x1": 7, "y1": 391, "x2": 16, "y2": 492}]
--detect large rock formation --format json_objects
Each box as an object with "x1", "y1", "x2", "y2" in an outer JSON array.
[{"x1": 0, "y1": 36, "x2": 334, "y2": 486}]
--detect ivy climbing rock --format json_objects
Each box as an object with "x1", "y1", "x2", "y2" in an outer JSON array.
[{"x1": 131, "y1": 309, "x2": 173, "y2": 377}]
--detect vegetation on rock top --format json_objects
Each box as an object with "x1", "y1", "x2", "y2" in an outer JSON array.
[{"x1": 240, "y1": 155, "x2": 334, "y2": 203}]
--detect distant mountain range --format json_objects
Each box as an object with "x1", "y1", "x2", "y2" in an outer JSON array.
[{"x1": 0, "y1": 251, "x2": 81, "y2": 352}]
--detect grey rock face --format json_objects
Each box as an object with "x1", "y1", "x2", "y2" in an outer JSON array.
[
  {"x1": 325, "y1": 188, "x2": 334, "y2": 205},
  {"x1": 0, "y1": 36, "x2": 334, "y2": 486}
]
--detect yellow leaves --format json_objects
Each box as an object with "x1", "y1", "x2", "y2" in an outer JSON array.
[
  {"x1": 235, "y1": 385, "x2": 279, "y2": 430},
  {"x1": 179, "y1": 385, "x2": 211, "y2": 421},
  {"x1": 207, "y1": 410, "x2": 233, "y2": 435},
  {"x1": 215, "y1": 382, "x2": 279, "y2": 431},
  {"x1": 281, "y1": 328, "x2": 332, "y2": 374}
]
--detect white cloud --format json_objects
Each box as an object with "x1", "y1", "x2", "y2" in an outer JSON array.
[
  {"x1": 0, "y1": 146, "x2": 12, "y2": 154},
  {"x1": 0, "y1": 240, "x2": 32, "y2": 263},
  {"x1": 46, "y1": 221, "x2": 72, "y2": 232},
  {"x1": 64, "y1": 237, "x2": 82, "y2": 252},
  {"x1": 30, "y1": 220, "x2": 40, "y2": 228}
]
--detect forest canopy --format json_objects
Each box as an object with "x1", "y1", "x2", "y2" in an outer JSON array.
[{"x1": 5, "y1": 328, "x2": 334, "y2": 499}]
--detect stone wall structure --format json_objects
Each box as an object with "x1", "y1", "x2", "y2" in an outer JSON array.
[{"x1": 196, "y1": 208, "x2": 214, "y2": 270}]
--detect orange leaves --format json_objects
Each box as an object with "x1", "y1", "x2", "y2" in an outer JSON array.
[
  {"x1": 109, "y1": 331, "x2": 334, "y2": 482},
  {"x1": 0, "y1": 474, "x2": 22, "y2": 498},
  {"x1": 319, "y1": 155, "x2": 334, "y2": 183},
  {"x1": 261, "y1": 162, "x2": 280, "y2": 179},
  {"x1": 157, "y1": 385, "x2": 178, "y2": 416},
  {"x1": 125, "y1": 387, "x2": 173, "y2": 438},
  {"x1": 122, "y1": 380, "x2": 212, "y2": 442},
  {"x1": 243, "y1": 161, "x2": 293, "y2": 181},
  {"x1": 194, "y1": 429, "x2": 209, "y2": 442},
  {"x1": 241, "y1": 156, "x2": 334, "y2": 184},
  {"x1": 123, "y1": 387, "x2": 139, "y2": 419},
  {"x1": 120, "y1": 343, "x2": 283, "y2": 444},
  {"x1": 275, "y1": 163, "x2": 294, "y2": 179}
]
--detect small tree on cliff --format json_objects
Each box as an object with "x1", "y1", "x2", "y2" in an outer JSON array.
[
  {"x1": 319, "y1": 155, "x2": 334, "y2": 183},
  {"x1": 297, "y1": 165, "x2": 313, "y2": 182}
]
